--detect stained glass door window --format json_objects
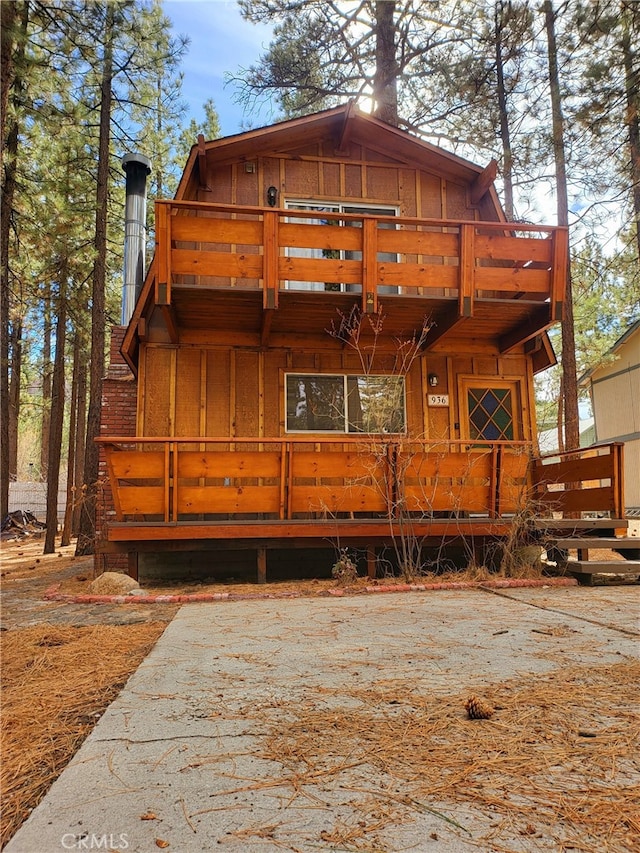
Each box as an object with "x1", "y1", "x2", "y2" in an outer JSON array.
[{"x1": 467, "y1": 387, "x2": 514, "y2": 440}]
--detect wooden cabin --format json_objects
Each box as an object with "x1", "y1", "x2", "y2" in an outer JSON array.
[{"x1": 97, "y1": 103, "x2": 627, "y2": 582}]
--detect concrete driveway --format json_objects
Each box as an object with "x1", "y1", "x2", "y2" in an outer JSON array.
[{"x1": 6, "y1": 585, "x2": 639, "y2": 853}]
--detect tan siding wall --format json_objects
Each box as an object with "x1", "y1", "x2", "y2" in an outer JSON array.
[
  {"x1": 367, "y1": 165, "x2": 398, "y2": 201},
  {"x1": 142, "y1": 347, "x2": 172, "y2": 436},
  {"x1": 175, "y1": 348, "x2": 200, "y2": 436},
  {"x1": 419, "y1": 173, "x2": 443, "y2": 218},
  {"x1": 590, "y1": 335, "x2": 640, "y2": 507},
  {"x1": 623, "y1": 441, "x2": 640, "y2": 508},
  {"x1": 592, "y1": 369, "x2": 640, "y2": 440}
]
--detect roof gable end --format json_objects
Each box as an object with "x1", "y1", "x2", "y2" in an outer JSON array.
[{"x1": 176, "y1": 102, "x2": 493, "y2": 200}]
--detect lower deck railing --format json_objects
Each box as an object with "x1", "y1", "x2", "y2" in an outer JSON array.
[
  {"x1": 530, "y1": 443, "x2": 625, "y2": 519},
  {"x1": 98, "y1": 437, "x2": 625, "y2": 528},
  {"x1": 98, "y1": 437, "x2": 536, "y2": 523}
]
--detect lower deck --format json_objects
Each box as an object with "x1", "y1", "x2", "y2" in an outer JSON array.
[{"x1": 97, "y1": 439, "x2": 626, "y2": 582}]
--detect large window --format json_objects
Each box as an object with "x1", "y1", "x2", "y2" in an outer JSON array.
[
  {"x1": 285, "y1": 374, "x2": 406, "y2": 434},
  {"x1": 285, "y1": 201, "x2": 398, "y2": 292}
]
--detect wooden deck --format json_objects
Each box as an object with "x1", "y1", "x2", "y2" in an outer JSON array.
[
  {"x1": 97, "y1": 439, "x2": 625, "y2": 542},
  {"x1": 99, "y1": 437, "x2": 531, "y2": 522},
  {"x1": 123, "y1": 202, "x2": 568, "y2": 367}
]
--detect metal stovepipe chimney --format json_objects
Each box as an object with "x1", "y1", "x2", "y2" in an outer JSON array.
[{"x1": 121, "y1": 152, "x2": 151, "y2": 326}]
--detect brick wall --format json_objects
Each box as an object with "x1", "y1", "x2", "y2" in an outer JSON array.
[{"x1": 96, "y1": 326, "x2": 137, "y2": 573}]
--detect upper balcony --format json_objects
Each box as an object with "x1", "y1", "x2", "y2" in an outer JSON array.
[{"x1": 130, "y1": 200, "x2": 568, "y2": 359}]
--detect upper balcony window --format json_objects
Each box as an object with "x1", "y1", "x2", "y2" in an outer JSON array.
[
  {"x1": 285, "y1": 373, "x2": 406, "y2": 434},
  {"x1": 285, "y1": 201, "x2": 398, "y2": 293}
]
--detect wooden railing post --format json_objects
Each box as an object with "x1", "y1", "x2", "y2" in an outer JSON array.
[
  {"x1": 155, "y1": 203, "x2": 167, "y2": 304},
  {"x1": 459, "y1": 223, "x2": 475, "y2": 318},
  {"x1": 286, "y1": 442, "x2": 293, "y2": 519},
  {"x1": 550, "y1": 227, "x2": 568, "y2": 321},
  {"x1": 362, "y1": 217, "x2": 378, "y2": 314},
  {"x1": 155, "y1": 203, "x2": 171, "y2": 306},
  {"x1": 612, "y1": 442, "x2": 625, "y2": 519},
  {"x1": 279, "y1": 441, "x2": 287, "y2": 520},
  {"x1": 263, "y1": 211, "x2": 279, "y2": 309},
  {"x1": 166, "y1": 441, "x2": 173, "y2": 523}
]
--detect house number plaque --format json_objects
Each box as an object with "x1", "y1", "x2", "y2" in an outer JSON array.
[{"x1": 428, "y1": 394, "x2": 449, "y2": 407}]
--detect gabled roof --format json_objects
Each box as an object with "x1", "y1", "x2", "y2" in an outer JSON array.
[{"x1": 175, "y1": 101, "x2": 501, "y2": 205}]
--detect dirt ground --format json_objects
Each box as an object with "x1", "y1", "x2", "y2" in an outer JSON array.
[{"x1": 0, "y1": 535, "x2": 178, "y2": 846}]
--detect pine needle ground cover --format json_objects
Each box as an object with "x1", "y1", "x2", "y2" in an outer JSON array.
[
  {"x1": 0, "y1": 622, "x2": 167, "y2": 847},
  {"x1": 251, "y1": 660, "x2": 639, "y2": 851}
]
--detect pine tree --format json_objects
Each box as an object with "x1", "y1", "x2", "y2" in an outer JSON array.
[
  {"x1": 127, "y1": 0, "x2": 188, "y2": 201},
  {"x1": 175, "y1": 98, "x2": 221, "y2": 168},
  {"x1": 1, "y1": 0, "x2": 30, "y2": 517},
  {"x1": 543, "y1": 0, "x2": 579, "y2": 452},
  {"x1": 234, "y1": 1, "x2": 467, "y2": 131}
]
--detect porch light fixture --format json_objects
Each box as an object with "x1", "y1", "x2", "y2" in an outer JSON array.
[
  {"x1": 267, "y1": 185, "x2": 278, "y2": 206},
  {"x1": 428, "y1": 373, "x2": 439, "y2": 387},
  {"x1": 244, "y1": 161, "x2": 256, "y2": 173}
]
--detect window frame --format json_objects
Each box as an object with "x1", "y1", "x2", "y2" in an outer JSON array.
[
  {"x1": 284, "y1": 372, "x2": 407, "y2": 435},
  {"x1": 457, "y1": 376, "x2": 525, "y2": 442},
  {"x1": 284, "y1": 200, "x2": 399, "y2": 293}
]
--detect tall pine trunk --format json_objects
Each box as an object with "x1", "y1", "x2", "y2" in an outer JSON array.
[
  {"x1": 373, "y1": 1, "x2": 398, "y2": 125},
  {"x1": 543, "y1": 0, "x2": 579, "y2": 452},
  {"x1": 495, "y1": 2, "x2": 514, "y2": 221},
  {"x1": 61, "y1": 332, "x2": 80, "y2": 546},
  {"x1": 1, "y1": 0, "x2": 29, "y2": 516},
  {"x1": 44, "y1": 275, "x2": 67, "y2": 554},
  {"x1": 621, "y1": 0, "x2": 640, "y2": 259},
  {"x1": 76, "y1": 2, "x2": 115, "y2": 556},
  {"x1": 8, "y1": 320, "x2": 21, "y2": 480},
  {"x1": 72, "y1": 351, "x2": 87, "y2": 536},
  {"x1": 40, "y1": 299, "x2": 52, "y2": 479}
]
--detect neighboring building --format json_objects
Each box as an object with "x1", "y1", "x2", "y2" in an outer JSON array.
[
  {"x1": 538, "y1": 416, "x2": 596, "y2": 457},
  {"x1": 580, "y1": 319, "x2": 640, "y2": 512},
  {"x1": 95, "y1": 103, "x2": 624, "y2": 581}
]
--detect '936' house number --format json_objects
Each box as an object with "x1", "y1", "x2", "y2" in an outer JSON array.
[{"x1": 427, "y1": 394, "x2": 449, "y2": 407}]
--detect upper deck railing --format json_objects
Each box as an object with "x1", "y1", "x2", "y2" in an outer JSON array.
[{"x1": 154, "y1": 201, "x2": 568, "y2": 317}]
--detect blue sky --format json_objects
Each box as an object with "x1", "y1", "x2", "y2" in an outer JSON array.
[{"x1": 163, "y1": 0, "x2": 275, "y2": 136}]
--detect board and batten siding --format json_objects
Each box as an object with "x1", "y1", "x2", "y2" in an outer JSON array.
[
  {"x1": 197, "y1": 140, "x2": 490, "y2": 223},
  {"x1": 137, "y1": 343, "x2": 535, "y2": 446}
]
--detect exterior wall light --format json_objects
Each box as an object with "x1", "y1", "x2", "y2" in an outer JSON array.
[
  {"x1": 428, "y1": 373, "x2": 439, "y2": 387},
  {"x1": 267, "y1": 186, "x2": 278, "y2": 206}
]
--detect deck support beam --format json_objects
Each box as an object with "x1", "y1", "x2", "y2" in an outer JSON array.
[
  {"x1": 160, "y1": 305, "x2": 179, "y2": 343},
  {"x1": 470, "y1": 159, "x2": 498, "y2": 205},
  {"x1": 367, "y1": 544, "x2": 376, "y2": 579},
  {"x1": 422, "y1": 305, "x2": 468, "y2": 350},
  {"x1": 261, "y1": 308, "x2": 274, "y2": 347},
  {"x1": 257, "y1": 546, "x2": 267, "y2": 584},
  {"x1": 499, "y1": 305, "x2": 552, "y2": 353},
  {"x1": 128, "y1": 551, "x2": 139, "y2": 582}
]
